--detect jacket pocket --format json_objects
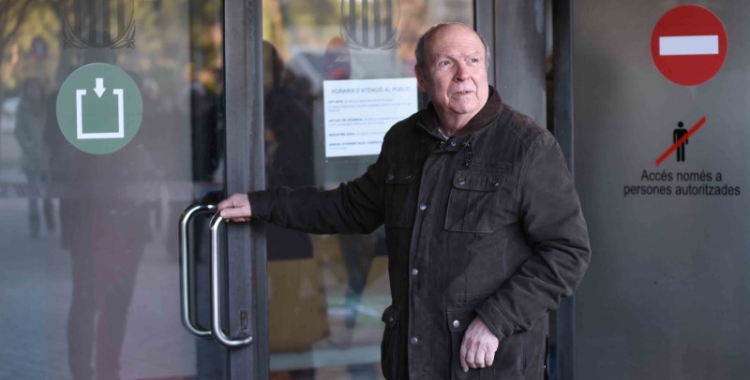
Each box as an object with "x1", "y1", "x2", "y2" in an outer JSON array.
[
  {"x1": 384, "y1": 168, "x2": 414, "y2": 228},
  {"x1": 381, "y1": 305, "x2": 401, "y2": 380},
  {"x1": 445, "y1": 167, "x2": 508, "y2": 233}
]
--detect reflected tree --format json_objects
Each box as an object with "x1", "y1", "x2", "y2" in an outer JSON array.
[{"x1": 0, "y1": 0, "x2": 39, "y2": 155}]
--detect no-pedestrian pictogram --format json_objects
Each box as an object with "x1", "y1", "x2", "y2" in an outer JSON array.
[
  {"x1": 656, "y1": 116, "x2": 706, "y2": 166},
  {"x1": 651, "y1": 5, "x2": 727, "y2": 86}
]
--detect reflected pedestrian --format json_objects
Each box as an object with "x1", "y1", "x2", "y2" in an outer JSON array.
[
  {"x1": 14, "y1": 77, "x2": 54, "y2": 238},
  {"x1": 45, "y1": 48, "x2": 156, "y2": 380}
]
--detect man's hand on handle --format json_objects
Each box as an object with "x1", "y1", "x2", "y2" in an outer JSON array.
[
  {"x1": 217, "y1": 193, "x2": 252, "y2": 222},
  {"x1": 218, "y1": 192, "x2": 500, "y2": 372},
  {"x1": 460, "y1": 315, "x2": 499, "y2": 372}
]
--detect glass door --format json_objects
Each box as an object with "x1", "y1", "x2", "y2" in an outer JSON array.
[
  {"x1": 259, "y1": 1, "x2": 473, "y2": 378},
  {"x1": 0, "y1": 0, "x2": 248, "y2": 378},
  {"x1": 0, "y1": 0, "x2": 481, "y2": 378}
]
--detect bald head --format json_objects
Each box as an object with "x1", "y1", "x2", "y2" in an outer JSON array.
[{"x1": 415, "y1": 23, "x2": 491, "y2": 74}]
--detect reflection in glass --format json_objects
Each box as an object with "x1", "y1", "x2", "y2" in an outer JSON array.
[
  {"x1": 262, "y1": 1, "x2": 472, "y2": 378},
  {"x1": 44, "y1": 47, "x2": 156, "y2": 380},
  {"x1": 0, "y1": 0, "x2": 473, "y2": 378},
  {"x1": 0, "y1": 0, "x2": 226, "y2": 379},
  {"x1": 14, "y1": 77, "x2": 54, "y2": 239}
]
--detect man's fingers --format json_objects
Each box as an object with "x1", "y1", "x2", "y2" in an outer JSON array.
[
  {"x1": 458, "y1": 316, "x2": 500, "y2": 370},
  {"x1": 485, "y1": 346, "x2": 495, "y2": 367},
  {"x1": 217, "y1": 193, "x2": 252, "y2": 221},
  {"x1": 220, "y1": 205, "x2": 244, "y2": 217},
  {"x1": 217, "y1": 193, "x2": 241, "y2": 210},
  {"x1": 216, "y1": 199, "x2": 230, "y2": 210},
  {"x1": 464, "y1": 339, "x2": 479, "y2": 369},
  {"x1": 220, "y1": 206, "x2": 250, "y2": 220},
  {"x1": 474, "y1": 347, "x2": 487, "y2": 368},
  {"x1": 459, "y1": 339, "x2": 469, "y2": 372},
  {"x1": 474, "y1": 348, "x2": 486, "y2": 368},
  {"x1": 218, "y1": 193, "x2": 246, "y2": 209}
]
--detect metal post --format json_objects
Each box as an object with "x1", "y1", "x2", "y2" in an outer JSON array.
[
  {"x1": 552, "y1": 0, "x2": 575, "y2": 379},
  {"x1": 474, "y1": 0, "x2": 495, "y2": 87},
  {"x1": 224, "y1": 0, "x2": 269, "y2": 378}
]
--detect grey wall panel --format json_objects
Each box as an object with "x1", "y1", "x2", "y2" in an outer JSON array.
[{"x1": 573, "y1": 1, "x2": 750, "y2": 379}]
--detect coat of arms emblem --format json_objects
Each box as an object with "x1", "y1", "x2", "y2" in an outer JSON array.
[
  {"x1": 341, "y1": 0, "x2": 400, "y2": 50},
  {"x1": 62, "y1": 0, "x2": 136, "y2": 49}
]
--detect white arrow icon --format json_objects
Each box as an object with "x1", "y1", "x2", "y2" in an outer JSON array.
[
  {"x1": 76, "y1": 78, "x2": 125, "y2": 140},
  {"x1": 94, "y1": 78, "x2": 106, "y2": 98}
]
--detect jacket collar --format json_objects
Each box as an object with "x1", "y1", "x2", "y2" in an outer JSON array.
[{"x1": 417, "y1": 86, "x2": 504, "y2": 144}]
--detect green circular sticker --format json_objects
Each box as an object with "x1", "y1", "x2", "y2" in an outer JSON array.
[{"x1": 56, "y1": 63, "x2": 143, "y2": 154}]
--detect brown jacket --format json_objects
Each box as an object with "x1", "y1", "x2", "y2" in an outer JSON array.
[{"x1": 249, "y1": 86, "x2": 591, "y2": 379}]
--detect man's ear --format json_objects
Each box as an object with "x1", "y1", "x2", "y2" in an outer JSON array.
[{"x1": 414, "y1": 65, "x2": 428, "y2": 92}]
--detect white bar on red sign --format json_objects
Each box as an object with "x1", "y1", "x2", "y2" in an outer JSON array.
[{"x1": 659, "y1": 35, "x2": 719, "y2": 56}]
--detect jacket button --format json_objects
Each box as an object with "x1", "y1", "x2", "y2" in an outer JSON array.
[
  {"x1": 411, "y1": 268, "x2": 419, "y2": 276},
  {"x1": 450, "y1": 141, "x2": 456, "y2": 147},
  {"x1": 410, "y1": 337, "x2": 419, "y2": 345},
  {"x1": 453, "y1": 320, "x2": 460, "y2": 328},
  {"x1": 419, "y1": 204, "x2": 427, "y2": 211},
  {"x1": 387, "y1": 174, "x2": 394, "y2": 181},
  {"x1": 493, "y1": 182, "x2": 499, "y2": 187},
  {"x1": 457, "y1": 178, "x2": 466, "y2": 185},
  {"x1": 405, "y1": 175, "x2": 411, "y2": 180},
  {"x1": 389, "y1": 317, "x2": 394, "y2": 323}
]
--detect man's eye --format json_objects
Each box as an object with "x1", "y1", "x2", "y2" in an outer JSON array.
[
  {"x1": 439, "y1": 61, "x2": 451, "y2": 67},
  {"x1": 469, "y1": 58, "x2": 479, "y2": 63}
]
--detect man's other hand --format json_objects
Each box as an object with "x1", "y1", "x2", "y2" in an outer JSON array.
[
  {"x1": 459, "y1": 315, "x2": 499, "y2": 372},
  {"x1": 217, "y1": 193, "x2": 252, "y2": 222}
]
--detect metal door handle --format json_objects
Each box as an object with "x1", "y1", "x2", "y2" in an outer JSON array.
[
  {"x1": 210, "y1": 213, "x2": 254, "y2": 347},
  {"x1": 179, "y1": 204, "x2": 216, "y2": 337}
]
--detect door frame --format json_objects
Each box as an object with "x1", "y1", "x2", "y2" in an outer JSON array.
[
  {"x1": 477, "y1": 1, "x2": 577, "y2": 380},
  {"x1": 223, "y1": 0, "x2": 269, "y2": 378},
  {"x1": 221, "y1": 1, "x2": 564, "y2": 378}
]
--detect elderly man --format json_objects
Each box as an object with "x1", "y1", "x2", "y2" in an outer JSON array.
[{"x1": 219, "y1": 22, "x2": 590, "y2": 380}]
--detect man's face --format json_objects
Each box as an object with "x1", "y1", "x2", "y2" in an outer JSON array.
[{"x1": 416, "y1": 24, "x2": 489, "y2": 121}]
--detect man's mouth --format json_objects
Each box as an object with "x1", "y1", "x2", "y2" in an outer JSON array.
[{"x1": 453, "y1": 90, "x2": 473, "y2": 96}]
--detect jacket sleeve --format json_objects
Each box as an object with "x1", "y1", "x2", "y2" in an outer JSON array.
[
  {"x1": 247, "y1": 154, "x2": 386, "y2": 235},
  {"x1": 475, "y1": 132, "x2": 591, "y2": 340}
]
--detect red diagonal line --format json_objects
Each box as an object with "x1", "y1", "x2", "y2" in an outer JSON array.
[{"x1": 655, "y1": 116, "x2": 706, "y2": 166}]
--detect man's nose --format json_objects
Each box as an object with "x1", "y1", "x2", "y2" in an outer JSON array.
[{"x1": 454, "y1": 63, "x2": 469, "y2": 81}]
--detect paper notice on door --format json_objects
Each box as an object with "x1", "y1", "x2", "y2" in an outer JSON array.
[{"x1": 324, "y1": 78, "x2": 418, "y2": 157}]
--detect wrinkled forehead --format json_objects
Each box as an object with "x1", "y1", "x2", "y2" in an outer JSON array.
[{"x1": 424, "y1": 24, "x2": 485, "y2": 62}]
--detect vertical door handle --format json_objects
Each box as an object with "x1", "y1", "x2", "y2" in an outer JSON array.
[
  {"x1": 179, "y1": 204, "x2": 216, "y2": 337},
  {"x1": 209, "y1": 213, "x2": 254, "y2": 347}
]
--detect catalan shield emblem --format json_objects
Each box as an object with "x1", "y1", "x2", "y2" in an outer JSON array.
[
  {"x1": 63, "y1": 0, "x2": 136, "y2": 49},
  {"x1": 341, "y1": 0, "x2": 400, "y2": 50}
]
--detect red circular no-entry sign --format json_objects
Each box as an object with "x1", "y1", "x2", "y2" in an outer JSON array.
[{"x1": 651, "y1": 5, "x2": 727, "y2": 86}]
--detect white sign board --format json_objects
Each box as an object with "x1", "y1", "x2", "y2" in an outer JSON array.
[{"x1": 324, "y1": 78, "x2": 418, "y2": 157}]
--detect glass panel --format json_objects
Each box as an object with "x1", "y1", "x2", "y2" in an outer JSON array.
[
  {"x1": 0, "y1": 0, "x2": 227, "y2": 378},
  {"x1": 261, "y1": 1, "x2": 472, "y2": 378}
]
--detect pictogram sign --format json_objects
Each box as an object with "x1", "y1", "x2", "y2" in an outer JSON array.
[
  {"x1": 651, "y1": 5, "x2": 727, "y2": 86},
  {"x1": 56, "y1": 63, "x2": 143, "y2": 154},
  {"x1": 656, "y1": 116, "x2": 706, "y2": 166}
]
